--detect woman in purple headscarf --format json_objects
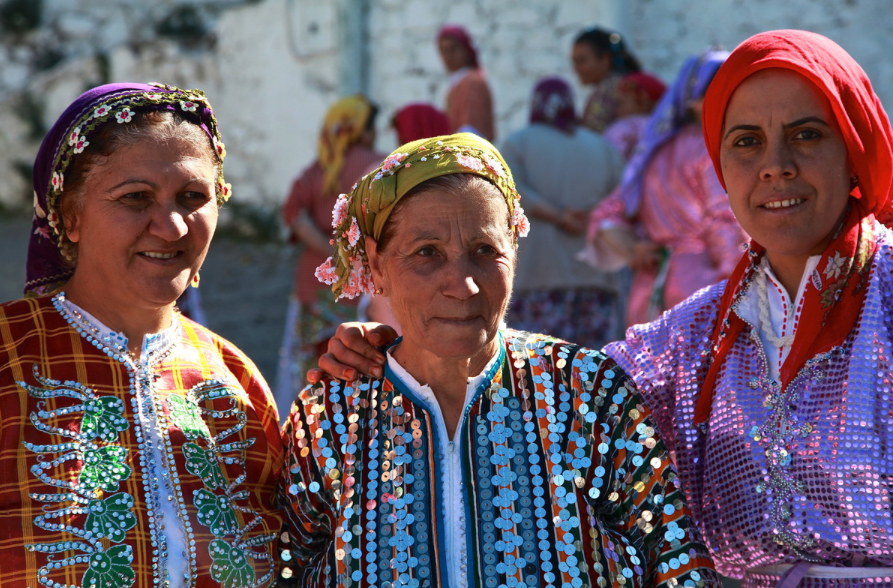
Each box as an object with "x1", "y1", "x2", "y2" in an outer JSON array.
[
  {"x1": 500, "y1": 76, "x2": 626, "y2": 347},
  {"x1": 583, "y1": 51, "x2": 748, "y2": 326},
  {"x1": 0, "y1": 84, "x2": 286, "y2": 587}
]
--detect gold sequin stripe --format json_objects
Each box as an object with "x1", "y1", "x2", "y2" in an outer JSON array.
[{"x1": 332, "y1": 379, "x2": 367, "y2": 585}]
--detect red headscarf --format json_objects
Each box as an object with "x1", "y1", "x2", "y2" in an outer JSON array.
[
  {"x1": 619, "y1": 72, "x2": 667, "y2": 103},
  {"x1": 437, "y1": 25, "x2": 479, "y2": 68},
  {"x1": 392, "y1": 103, "x2": 452, "y2": 145},
  {"x1": 695, "y1": 30, "x2": 893, "y2": 425}
]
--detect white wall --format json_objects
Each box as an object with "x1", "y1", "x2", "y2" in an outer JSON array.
[{"x1": 0, "y1": 0, "x2": 891, "y2": 213}]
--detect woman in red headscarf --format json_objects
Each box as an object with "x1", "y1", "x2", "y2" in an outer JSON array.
[
  {"x1": 313, "y1": 30, "x2": 893, "y2": 587},
  {"x1": 437, "y1": 25, "x2": 496, "y2": 141}
]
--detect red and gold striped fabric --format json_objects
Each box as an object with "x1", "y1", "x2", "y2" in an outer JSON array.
[{"x1": 0, "y1": 295, "x2": 285, "y2": 588}]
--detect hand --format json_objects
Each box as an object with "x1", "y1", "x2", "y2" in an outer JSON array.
[
  {"x1": 629, "y1": 241, "x2": 663, "y2": 272},
  {"x1": 306, "y1": 322, "x2": 399, "y2": 383},
  {"x1": 557, "y1": 208, "x2": 588, "y2": 235}
]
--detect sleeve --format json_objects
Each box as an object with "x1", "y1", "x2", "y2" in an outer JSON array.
[
  {"x1": 577, "y1": 355, "x2": 719, "y2": 588},
  {"x1": 276, "y1": 383, "x2": 337, "y2": 585},
  {"x1": 499, "y1": 133, "x2": 546, "y2": 208},
  {"x1": 282, "y1": 170, "x2": 314, "y2": 232},
  {"x1": 690, "y1": 154, "x2": 749, "y2": 276}
]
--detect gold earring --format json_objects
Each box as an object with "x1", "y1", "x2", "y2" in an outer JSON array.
[
  {"x1": 374, "y1": 287, "x2": 383, "y2": 295},
  {"x1": 191, "y1": 272, "x2": 201, "y2": 288}
]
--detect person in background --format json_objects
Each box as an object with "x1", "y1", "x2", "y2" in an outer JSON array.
[
  {"x1": 276, "y1": 95, "x2": 384, "y2": 420},
  {"x1": 0, "y1": 83, "x2": 284, "y2": 587},
  {"x1": 391, "y1": 102, "x2": 452, "y2": 145},
  {"x1": 583, "y1": 50, "x2": 747, "y2": 327},
  {"x1": 605, "y1": 71, "x2": 667, "y2": 160},
  {"x1": 437, "y1": 24, "x2": 496, "y2": 141},
  {"x1": 500, "y1": 76, "x2": 626, "y2": 348},
  {"x1": 572, "y1": 26, "x2": 641, "y2": 133}
]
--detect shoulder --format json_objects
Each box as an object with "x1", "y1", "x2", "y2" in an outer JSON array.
[
  {"x1": 503, "y1": 328, "x2": 623, "y2": 376},
  {"x1": 177, "y1": 315, "x2": 267, "y2": 385},
  {"x1": 0, "y1": 295, "x2": 61, "y2": 351},
  {"x1": 458, "y1": 69, "x2": 491, "y2": 90}
]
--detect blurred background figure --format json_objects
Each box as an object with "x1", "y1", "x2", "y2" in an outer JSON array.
[
  {"x1": 583, "y1": 50, "x2": 747, "y2": 327},
  {"x1": 604, "y1": 71, "x2": 667, "y2": 159},
  {"x1": 391, "y1": 102, "x2": 452, "y2": 144},
  {"x1": 501, "y1": 76, "x2": 625, "y2": 348},
  {"x1": 572, "y1": 27, "x2": 642, "y2": 133},
  {"x1": 437, "y1": 24, "x2": 496, "y2": 140},
  {"x1": 276, "y1": 95, "x2": 384, "y2": 417}
]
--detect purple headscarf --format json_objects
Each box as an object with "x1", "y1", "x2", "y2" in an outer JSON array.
[
  {"x1": 529, "y1": 76, "x2": 577, "y2": 133},
  {"x1": 26, "y1": 82, "x2": 229, "y2": 297},
  {"x1": 616, "y1": 50, "x2": 729, "y2": 216}
]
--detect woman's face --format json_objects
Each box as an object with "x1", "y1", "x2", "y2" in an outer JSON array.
[
  {"x1": 66, "y1": 129, "x2": 218, "y2": 311},
  {"x1": 367, "y1": 185, "x2": 514, "y2": 363},
  {"x1": 572, "y1": 43, "x2": 612, "y2": 85},
  {"x1": 439, "y1": 36, "x2": 472, "y2": 73},
  {"x1": 720, "y1": 69, "x2": 851, "y2": 262}
]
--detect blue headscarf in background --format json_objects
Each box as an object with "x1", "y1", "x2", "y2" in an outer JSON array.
[{"x1": 617, "y1": 50, "x2": 729, "y2": 217}]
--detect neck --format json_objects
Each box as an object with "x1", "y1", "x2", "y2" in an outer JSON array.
[
  {"x1": 64, "y1": 274, "x2": 174, "y2": 355},
  {"x1": 392, "y1": 335, "x2": 499, "y2": 437},
  {"x1": 764, "y1": 252, "x2": 809, "y2": 300}
]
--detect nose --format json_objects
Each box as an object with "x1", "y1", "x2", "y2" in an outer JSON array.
[
  {"x1": 760, "y1": 136, "x2": 796, "y2": 181},
  {"x1": 441, "y1": 258, "x2": 481, "y2": 300},
  {"x1": 149, "y1": 201, "x2": 189, "y2": 242}
]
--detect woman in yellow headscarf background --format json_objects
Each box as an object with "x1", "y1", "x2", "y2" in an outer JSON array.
[{"x1": 275, "y1": 95, "x2": 385, "y2": 419}]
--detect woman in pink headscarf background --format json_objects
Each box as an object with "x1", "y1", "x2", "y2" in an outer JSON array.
[{"x1": 437, "y1": 25, "x2": 496, "y2": 141}]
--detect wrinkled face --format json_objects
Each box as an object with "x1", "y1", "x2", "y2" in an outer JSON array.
[
  {"x1": 572, "y1": 43, "x2": 612, "y2": 85},
  {"x1": 720, "y1": 69, "x2": 851, "y2": 262},
  {"x1": 66, "y1": 130, "x2": 218, "y2": 310},
  {"x1": 367, "y1": 186, "x2": 514, "y2": 362},
  {"x1": 438, "y1": 36, "x2": 473, "y2": 73}
]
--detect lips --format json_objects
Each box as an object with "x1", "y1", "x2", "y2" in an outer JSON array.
[{"x1": 761, "y1": 198, "x2": 805, "y2": 209}]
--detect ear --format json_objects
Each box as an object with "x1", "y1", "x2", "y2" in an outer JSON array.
[
  {"x1": 63, "y1": 208, "x2": 82, "y2": 244},
  {"x1": 365, "y1": 236, "x2": 385, "y2": 287}
]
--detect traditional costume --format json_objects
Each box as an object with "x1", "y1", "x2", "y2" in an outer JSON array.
[
  {"x1": 277, "y1": 96, "x2": 384, "y2": 416},
  {"x1": 606, "y1": 31, "x2": 893, "y2": 587},
  {"x1": 584, "y1": 51, "x2": 747, "y2": 326},
  {"x1": 501, "y1": 77, "x2": 626, "y2": 348},
  {"x1": 438, "y1": 26, "x2": 496, "y2": 141},
  {"x1": 281, "y1": 133, "x2": 718, "y2": 587},
  {"x1": 0, "y1": 83, "x2": 284, "y2": 588}
]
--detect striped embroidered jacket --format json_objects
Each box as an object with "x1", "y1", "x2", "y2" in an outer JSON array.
[
  {"x1": 0, "y1": 295, "x2": 285, "y2": 588},
  {"x1": 278, "y1": 329, "x2": 718, "y2": 588}
]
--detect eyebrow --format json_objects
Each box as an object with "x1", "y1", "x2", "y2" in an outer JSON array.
[
  {"x1": 724, "y1": 116, "x2": 831, "y2": 140},
  {"x1": 105, "y1": 177, "x2": 210, "y2": 193}
]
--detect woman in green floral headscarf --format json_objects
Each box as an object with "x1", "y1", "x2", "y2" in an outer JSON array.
[{"x1": 277, "y1": 133, "x2": 717, "y2": 587}]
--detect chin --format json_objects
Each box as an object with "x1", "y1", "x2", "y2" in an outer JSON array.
[{"x1": 135, "y1": 277, "x2": 190, "y2": 307}]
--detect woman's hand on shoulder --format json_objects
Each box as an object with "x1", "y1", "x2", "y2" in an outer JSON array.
[{"x1": 306, "y1": 322, "x2": 398, "y2": 384}]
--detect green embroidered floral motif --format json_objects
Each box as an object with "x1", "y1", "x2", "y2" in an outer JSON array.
[
  {"x1": 84, "y1": 493, "x2": 137, "y2": 543},
  {"x1": 194, "y1": 488, "x2": 238, "y2": 537},
  {"x1": 81, "y1": 545, "x2": 136, "y2": 588},
  {"x1": 81, "y1": 396, "x2": 129, "y2": 443},
  {"x1": 183, "y1": 442, "x2": 227, "y2": 489},
  {"x1": 209, "y1": 539, "x2": 256, "y2": 588},
  {"x1": 168, "y1": 394, "x2": 211, "y2": 440},
  {"x1": 78, "y1": 446, "x2": 132, "y2": 492}
]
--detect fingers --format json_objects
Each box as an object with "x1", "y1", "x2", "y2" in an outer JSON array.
[
  {"x1": 326, "y1": 337, "x2": 384, "y2": 379},
  {"x1": 369, "y1": 324, "x2": 399, "y2": 348}
]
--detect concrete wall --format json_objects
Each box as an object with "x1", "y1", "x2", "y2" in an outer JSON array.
[{"x1": 0, "y1": 0, "x2": 891, "y2": 215}]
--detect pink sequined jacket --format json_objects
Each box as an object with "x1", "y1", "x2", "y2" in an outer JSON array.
[{"x1": 605, "y1": 226, "x2": 893, "y2": 587}]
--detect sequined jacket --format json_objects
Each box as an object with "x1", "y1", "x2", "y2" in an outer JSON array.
[
  {"x1": 605, "y1": 226, "x2": 893, "y2": 585},
  {"x1": 278, "y1": 330, "x2": 718, "y2": 588},
  {"x1": 0, "y1": 295, "x2": 285, "y2": 588}
]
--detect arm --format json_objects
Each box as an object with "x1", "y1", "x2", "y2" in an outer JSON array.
[
  {"x1": 277, "y1": 385, "x2": 337, "y2": 584},
  {"x1": 586, "y1": 362, "x2": 718, "y2": 588},
  {"x1": 293, "y1": 210, "x2": 336, "y2": 257},
  {"x1": 461, "y1": 75, "x2": 496, "y2": 141}
]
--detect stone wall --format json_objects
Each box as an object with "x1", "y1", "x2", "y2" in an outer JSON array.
[{"x1": 0, "y1": 0, "x2": 891, "y2": 216}]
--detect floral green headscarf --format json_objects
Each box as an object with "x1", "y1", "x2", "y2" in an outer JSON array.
[{"x1": 316, "y1": 132, "x2": 529, "y2": 300}]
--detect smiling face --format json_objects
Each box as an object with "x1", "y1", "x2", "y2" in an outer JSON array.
[
  {"x1": 366, "y1": 180, "x2": 514, "y2": 365},
  {"x1": 65, "y1": 130, "x2": 219, "y2": 313},
  {"x1": 720, "y1": 69, "x2": 851, "y2": 266}
]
